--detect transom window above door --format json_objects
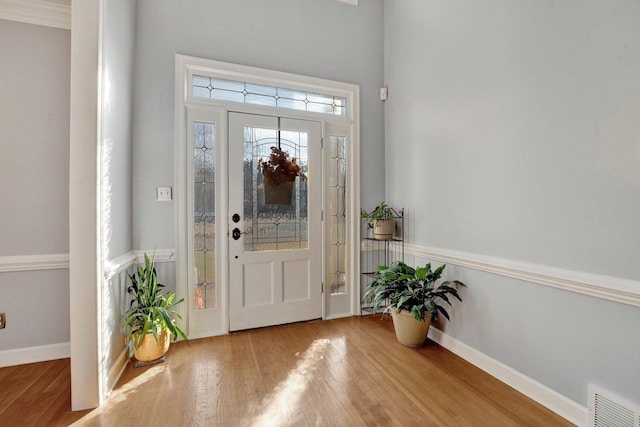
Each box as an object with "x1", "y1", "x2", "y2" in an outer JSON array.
[{"x1": 192, "y1": 75, "x2": 348, "y2": 116}]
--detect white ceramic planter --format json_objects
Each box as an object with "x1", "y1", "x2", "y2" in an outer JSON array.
[
  {"x1": 373, "y1": 219, "x2": 394, "y2": 240},
  {"x1": 390, "y1": 308, "x2": 432, "y2": 347}
]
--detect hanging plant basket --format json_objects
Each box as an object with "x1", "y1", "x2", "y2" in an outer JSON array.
[
  {"x1": 258, "y1": 146, "x2": 306, "y2": 206},
  {"x1": 264, "y1": 180, "x2": 294, "y2": 205}
]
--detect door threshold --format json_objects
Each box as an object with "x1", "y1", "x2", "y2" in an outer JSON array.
[{"x1": 229, "y1": 318, "x2": 323, "y2": 334}]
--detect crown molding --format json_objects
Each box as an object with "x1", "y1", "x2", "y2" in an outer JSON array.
[{"x1": 0, "y1": 0, "x2": 71, "y2": 30}]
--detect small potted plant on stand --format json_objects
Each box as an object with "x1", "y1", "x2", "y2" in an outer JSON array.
[
  {"x1": 361, "y1": 202, "x2": 396, "y2": 240},
  {"x1": 258, "y1": 146, "x2": 307, "y2": 205},
  {"x1": 123, "y1": 253, "x2": 187, "y2": 366},
  {"x1": 363, "y1": 261, "x2": 466, "y2": 347}
]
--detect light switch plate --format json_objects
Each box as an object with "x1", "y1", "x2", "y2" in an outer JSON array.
[{"x1": 156, "y1": 186, "x2": 172, "y2": 201}]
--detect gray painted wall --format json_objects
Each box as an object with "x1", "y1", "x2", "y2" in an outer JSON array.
[
  {"x1": 132, "y1": 0, "x2": 385, "y2": 251},
  {"x1": 0, "y1": 20, "x2": 70, "y2": 350},
  {"x1": 0, "y1": 270, "x2": 69, "y2": 351},
  {"x1": 385, "y1": 0, "x2": 640, "y2": 407},
  {"x1": 101, "y1": 0, "x2": 136, "y2": 376},
  {"x1": 103, "y1": 1, "x2": 135, "y2": 260},
  {"x1": 0, "y1": 20, "x2": 70, "y2": 256}
]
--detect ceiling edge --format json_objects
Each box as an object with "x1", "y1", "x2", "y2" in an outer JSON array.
[{"x1": 0, "y1": 0, "x2": 71, "y2": 30}]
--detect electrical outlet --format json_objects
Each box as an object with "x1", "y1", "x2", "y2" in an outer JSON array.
[{"x1": 0, "y1": 312, "x2": 6, "y2": 329}]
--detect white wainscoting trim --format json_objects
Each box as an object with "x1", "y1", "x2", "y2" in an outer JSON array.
[
  {"x1": 103, "y1": 249, "x2": 176, "y2": 280},
  {"x1": 0, "y1": 0, "x2": 71, "y2": 30},
  {"x1": 0, "y1": 253, "x2": 70, "y2": 273},
  {"x1": 103, "y1": 251, "x2": 136, "y2": 280},
  {"x1": 134, "y1": 249, "x2": 175, "y2": 264},
  {"x1": 401, "y1": 243, "x2": 640, "y2": 308},
  {"x1": 0, "y1": 250, "x2": 174, "y2": 276},
  {"x1": 428, "y1": 327, "x2": 588, "y2": 426},
  {"x1": 0, "y1": 342, "x2": 70, "y2": 368}
]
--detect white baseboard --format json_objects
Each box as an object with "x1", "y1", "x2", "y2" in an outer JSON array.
[
  {"x1": 105, "y1": 346, "x2": 129, "y2": 398},
  {"x1": 0, "y1": 342, "x2": 70, "y2": 368},
  {"x1": 428, "y1": 327, "x2": 588, "y2": 426}
]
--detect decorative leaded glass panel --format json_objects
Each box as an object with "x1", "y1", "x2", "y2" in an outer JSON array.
[
  {"x1": 192, "y1": 75, "x2": 348, "y2": 117},
  {"x1": 329, "y1": 136, "x2": 347, "y2": 295},
  {"x1": 193, "y1": 122, "x2": 216, "y2": 310},
  {"x1": 242, "y1": 126, "x2": 309, "y2": 252}
]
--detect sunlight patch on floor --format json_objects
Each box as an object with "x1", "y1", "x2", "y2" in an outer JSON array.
[
  {"x1": 249, "y1": 338, "x2": 331, "y2": 426},
  {"x1": 70, "y1": 364, "x2": 165, "y2": 425}
]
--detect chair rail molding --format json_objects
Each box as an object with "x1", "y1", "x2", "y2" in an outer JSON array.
[
  {"x1": 401, "y1": 243, "x2": 640, "y2": 308},
  {"x1": 134, "y1": 249, "x2": 175, "y2": 264},
  {"x1": 0, "y1": 253, "x2": 70, "y2": 273},
  {"x1": 103, "y1": 251, "x2": 137, "y2": 281},
  {"x1": 0, "y1": 249, "x2": 176, "y2": 275},
  {"x1": 0, "y1": 0, "x2": 71, "y2": 30},
  {"x1": 103, "y1": 249, "x2": 176, "y2": 280}
]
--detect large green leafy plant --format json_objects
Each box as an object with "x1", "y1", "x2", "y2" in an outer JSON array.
[
  {"x1": 123, "y1": 254, "x2": 187, "y2": 348},
  {"x1": 363, "y1": 261, "x2": 466, "y2": 322}
]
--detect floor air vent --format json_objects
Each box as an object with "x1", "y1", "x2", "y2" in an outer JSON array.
[{"x1": 589, "y1": 385, "x2": 640, "y2": 427}]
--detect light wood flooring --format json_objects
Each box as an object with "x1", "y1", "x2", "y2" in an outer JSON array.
[{"x1": 0, "y1": 316, "x2": 573, "y2": 426}]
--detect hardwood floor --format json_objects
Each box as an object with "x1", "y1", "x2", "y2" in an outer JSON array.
[{"x1": 0, "y1": 316, "x2": 574, "y2": 426}]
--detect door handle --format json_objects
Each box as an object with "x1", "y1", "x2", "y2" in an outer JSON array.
[{"x1": 232, "y1": 227, "x2": 252, "y2": 240}]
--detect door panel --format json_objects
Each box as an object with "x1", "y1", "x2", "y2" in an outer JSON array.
[
  {"x1": 228, "y1": 112, "x2": 322, "y2": 331},
  {"x1": 243, "y1": 262, "x2": 273, "y2": 306}
]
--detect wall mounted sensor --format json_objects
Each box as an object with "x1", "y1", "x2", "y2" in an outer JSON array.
[{"x1": 380, "y1": 87, "x2": 388, "y2": 101}]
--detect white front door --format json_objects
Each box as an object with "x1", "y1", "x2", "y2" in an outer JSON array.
[{"x1": 228, "y1": 112, "x2": 323, "y2": 331}]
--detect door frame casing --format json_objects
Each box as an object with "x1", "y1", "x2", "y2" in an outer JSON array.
[{"x1": 175, "y1": 54, "x2": 361, "y2": 338}]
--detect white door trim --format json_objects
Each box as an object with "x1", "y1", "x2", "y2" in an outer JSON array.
[{"x1": 175, "y1": 54, "x2": 360, "y2": 337}]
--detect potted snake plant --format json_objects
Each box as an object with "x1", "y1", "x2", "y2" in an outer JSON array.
[
  {"x1": 363, "y1": 261, "x2": 466, "y2": 347},
  {"x1": 123, "y1": 253, "x2": 187, "y2": 362}
]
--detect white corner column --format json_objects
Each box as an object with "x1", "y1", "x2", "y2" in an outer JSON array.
[{"x1": 69, "y1": 0, "x2": 103, "y2": 410}]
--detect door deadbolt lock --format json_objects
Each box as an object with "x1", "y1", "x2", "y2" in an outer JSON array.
[
  {"x1": 231, "y1": 227, "x2": 251, "y2": 240},
  {"x1": 232, "y1": 213, "x2": 240, "y2": 223}
]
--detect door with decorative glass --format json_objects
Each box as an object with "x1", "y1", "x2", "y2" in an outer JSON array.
[{"x1": 228, "y1": 112, "x2": 322, "y2": 331}]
